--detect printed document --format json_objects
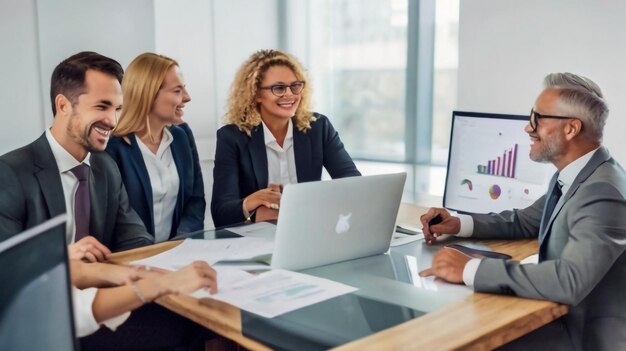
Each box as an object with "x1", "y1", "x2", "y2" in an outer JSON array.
[
  {"x1": 131, "y1": 237, "x2": 274, "y2": 269},
  {"x1": 193, "y1": 269, "x2": 357, "y2": 318}
]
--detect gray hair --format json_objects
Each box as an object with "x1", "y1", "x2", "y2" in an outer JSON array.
[{"x1": 543, "y1": 72, "x2": 608, "y2": 142}]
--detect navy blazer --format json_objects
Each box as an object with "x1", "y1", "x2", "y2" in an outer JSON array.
[
  {"x1": 211, "y1": 113, "x2": 360, "y2": 227},
  {"x1": 106, "y1": 123, "x2": 206, "y2": 239},
  {"x1": 0, "y1": 134, "x2": 153, "y2": 251}
]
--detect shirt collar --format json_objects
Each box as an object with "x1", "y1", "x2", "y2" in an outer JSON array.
[
  {"x1": 45, "y1": 129, "x2": 91, "y2": 173},
  {"x1": 261, "y1": 119, "x2": 293, "y2": 147},
  {"x1": 158, "y1": 127, "x2": 174, "y2": 155},
  {"x1": 135, "y1": 127, "x2": 174, "y2": 157},
  {"x1": 557, "y1": 147, "x2": 600, "y2": 188}
]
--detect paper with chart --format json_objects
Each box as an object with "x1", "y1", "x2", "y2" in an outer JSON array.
[
  {"x1": 131, "y1": 237, "x2": 274, "y2": 270},
  {"x1": 192, "y1": 269, "x2": 358, "y2": 318}
]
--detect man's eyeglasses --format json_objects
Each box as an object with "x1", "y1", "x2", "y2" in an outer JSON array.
[
  {"x1": 259, "y1": 81, "x2": 305, "y2": 97},
  {"x1": 529, "y1": 109, "x2": 579, "y2": 132}
]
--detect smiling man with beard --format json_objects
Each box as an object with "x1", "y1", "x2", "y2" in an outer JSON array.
[
  {"x1": 0, "y1": 51, "x2": 153, "y2": 252},
  {"x1": 419, "y1": 73, "x2": 626, "y2": 350}
]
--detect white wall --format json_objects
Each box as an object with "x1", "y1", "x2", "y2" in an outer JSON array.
[
  {"x1": 0, "y1": 0, "x2": 45, "y2": 154},
  {"x1": 153, "y1": 0, "x2": 279, "y2": 161},
  {"x1": 36, "y1": 0, "x2": 156, "y2": 122},
  {"x1": 458, "y1": 0, "x2": 626, "y2": 164},
  {"x1": 0, "y1": 0, "x2": 155, "y2": 154}
]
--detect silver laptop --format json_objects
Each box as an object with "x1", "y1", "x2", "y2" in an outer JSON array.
[{"x1": 271, "y1": 172, "x2": 407, "y2": 270}]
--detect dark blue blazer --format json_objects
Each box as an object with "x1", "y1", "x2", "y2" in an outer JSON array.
[
  {"x1": 106, "y1": 123, "x2": 205, "y2": 239},
  {"x1": 211, "y1": 113, "x2": 360, "y2": 227}
]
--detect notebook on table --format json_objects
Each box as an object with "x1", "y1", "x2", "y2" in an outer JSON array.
[{"x1": 271, "y1": 172, "x2": 407, "y2": 271}]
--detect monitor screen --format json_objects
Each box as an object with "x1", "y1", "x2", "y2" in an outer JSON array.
[
  {"x1": 443, "y1": 111, "x2": 556, "y2": 214},
  {"x1": 0, "y1": 215, "x2": 76, "y2": 350}
]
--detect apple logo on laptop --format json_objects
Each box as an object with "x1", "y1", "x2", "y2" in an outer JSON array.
[{"x1": 335, "y1": 212, "x2": 352, "y2": 234}]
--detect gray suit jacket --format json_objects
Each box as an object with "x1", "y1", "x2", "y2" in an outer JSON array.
[
  {"x1": 0, "y1": 134, "x2": 153, "y2": 251},
  {"x1": 470, "y1": 147, "x2": 626, "y2": 350}
]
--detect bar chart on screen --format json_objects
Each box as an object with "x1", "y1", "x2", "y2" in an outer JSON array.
[{"x1": 444, "y1": 112, "x2": 555, "y2": 213}]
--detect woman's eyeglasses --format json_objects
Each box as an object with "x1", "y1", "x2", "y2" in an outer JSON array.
[{"x1": 259, "y1": 81, "x2": 305, "y2": 97}]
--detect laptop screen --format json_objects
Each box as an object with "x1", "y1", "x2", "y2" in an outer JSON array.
[
  {"x1": 0, "y1": 215, "x2": 76, "y2": 350},
  {"x1": 443, "y1": 111, "x2": 556, "y2": 214}
]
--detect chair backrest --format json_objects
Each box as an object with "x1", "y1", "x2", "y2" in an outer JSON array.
[{"x1": 0, "y1": 214, "x2": 77, "y2": 350}]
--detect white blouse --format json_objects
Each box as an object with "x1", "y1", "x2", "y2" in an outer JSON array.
[
  {"x1": 73, "y1": 287, "x2": 130, "y2": 337},
  {"x1": 136, "y1": 129, "x2": 180, "y2": 243},
  {"x1": 262, "y1": 120, "x2": 298, "y2": 186}
]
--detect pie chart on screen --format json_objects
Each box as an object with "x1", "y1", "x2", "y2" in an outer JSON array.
[
  {"x1": 461, "y1": 179, "x2": 473, "y2": 191},
  {"x1": 489, "y1": 184, "x2": 501, "y2": 200}
]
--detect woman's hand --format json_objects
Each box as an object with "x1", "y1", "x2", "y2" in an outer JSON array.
[
  {"x1": 244, "y1": 183, "x2": 283, "y2": 211},
  {"x1": 154, "y1": 261, "x2": 218, "y2": 296}
]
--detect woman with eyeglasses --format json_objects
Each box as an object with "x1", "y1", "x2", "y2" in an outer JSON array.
[{"x1": 211, "y1": 49, "x2": 360, "y2": 227}]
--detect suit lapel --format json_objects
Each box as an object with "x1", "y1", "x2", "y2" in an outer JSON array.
[
  {"x1": 32, "y1": 135, "x2": 66, "y2": 218},
  {"x1": 248, "y1": 126, "x2": 269, "y2": 188},
  {"x1": 88, "y1": 155, "x2": 107, "y2": 235},
  {"x1": 169, "y1": 128, "x2": 185, "y2": 224},
  {"x1": 538, "y1": 174, "x2": 560, "y2": 246},
  {"x1": 128, "y1": 134, "x2": 154, "y2": 225},
  {"x1": 539, "y1": 147, "x2": 611, "y2": 249},
  {"x1": 293, "y1": 127, "x2": 311, "y2": 182}
]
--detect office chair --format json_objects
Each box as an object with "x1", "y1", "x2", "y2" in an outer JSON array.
[{"x1": 0, "y1": 214, "x2": 78, "y2": 350}]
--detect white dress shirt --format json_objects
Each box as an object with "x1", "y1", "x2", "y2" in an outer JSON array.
[
  {"x1": 45, "y1": 130, "x2": 91, "y2": 243},
  {"x1": 460, "y1": 147, "x2": 601, "y2": 287},
  {"x1": 262, "y1": 119, "x2": 298, "y2": 186},
  {"x1": 136, "y1": 128, "x2": 179, "y2": 243},
  {"x1": 73, "y1": 287, "x2": 130, "y2": 337}
]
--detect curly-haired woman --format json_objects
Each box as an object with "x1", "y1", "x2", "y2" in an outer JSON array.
[{"x1": 211, "y1": 49, "x2": 360, "y2": 227}]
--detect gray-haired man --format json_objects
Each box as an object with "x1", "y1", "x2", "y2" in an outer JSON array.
[{"x1": 420, "y1": 73, "x2": 626, "y2": 350}]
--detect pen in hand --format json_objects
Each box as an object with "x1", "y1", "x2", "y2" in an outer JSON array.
[{"x1": 428, "y1": 214, "x2": 443, "y2": 227}]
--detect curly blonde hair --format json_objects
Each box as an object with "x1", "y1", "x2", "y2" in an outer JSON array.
[
  {"x1": 114, "y1": 52, "x2": 178, "y2": 139},
  {"x1": 226, "y1": 49, "x2": 314, "y2": 135}
]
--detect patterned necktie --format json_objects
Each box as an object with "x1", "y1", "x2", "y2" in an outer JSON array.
[
  {"x1": 538, "y1": 174, "x2": 562, "y2": 259},
  {"x1": 70, "y1": 163, "x2": 90, "y2": 241}
]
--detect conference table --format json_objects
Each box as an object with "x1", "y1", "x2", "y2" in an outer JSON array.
[{"x1": 108, "y1": 203, "x2": 568, "y2": 350}]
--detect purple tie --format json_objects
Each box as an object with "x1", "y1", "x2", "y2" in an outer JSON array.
[{"x1": 70, "y1": 163, "x2": 90, "y2": 241}]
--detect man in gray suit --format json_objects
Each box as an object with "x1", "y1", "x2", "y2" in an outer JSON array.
[
  {"x1": 420, "y1": 73, "x2": 626, "y2": 350},
  {"x1": 0, "y1": 52, "x2": 153, "y2": 255}
]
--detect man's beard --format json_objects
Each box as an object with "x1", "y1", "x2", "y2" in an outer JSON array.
[
  {"x1": 530, "y1": 134, "x2": 564, "y2": 164},
  {"x1": 67, "y1": 112, "x2": 105, "y2": 153}
]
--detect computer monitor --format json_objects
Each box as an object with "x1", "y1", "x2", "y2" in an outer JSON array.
[
  {"x1": 443, "y1": 111, "x2": 556, "y2": 214},
  {"x1": 0, "y1": 214, "x2": 77, "y2": 350}
]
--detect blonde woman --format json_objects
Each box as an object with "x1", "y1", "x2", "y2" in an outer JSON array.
[
  {"x1": 211, "y1": 49, "x2": 360, "y2": 227},
  {"x1": 106, "y1": 53, "x2": 205, "y2": 242}
]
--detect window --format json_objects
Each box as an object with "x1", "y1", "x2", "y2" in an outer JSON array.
[{"x1": 285, "y1": 0, "x2": 459, "y2": 197}]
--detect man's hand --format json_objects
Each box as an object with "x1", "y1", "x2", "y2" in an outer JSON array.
[
  {"x1": 420, "y1": 208, "x2": 461, "y2": 245},
  {"x1": 68, "y1": 236, "x2": 111, "y2": 262},
  {"x1": 419, "y1": 247, "x2": 472, "y2": 284}
]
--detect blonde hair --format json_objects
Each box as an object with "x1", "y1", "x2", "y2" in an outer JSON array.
[
  {"x1": 114, "y1": 52, "x2": 178, "y2": 139},
  {"x1": 226, "y1": 49, "x2": 314, "y2": 135}
]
